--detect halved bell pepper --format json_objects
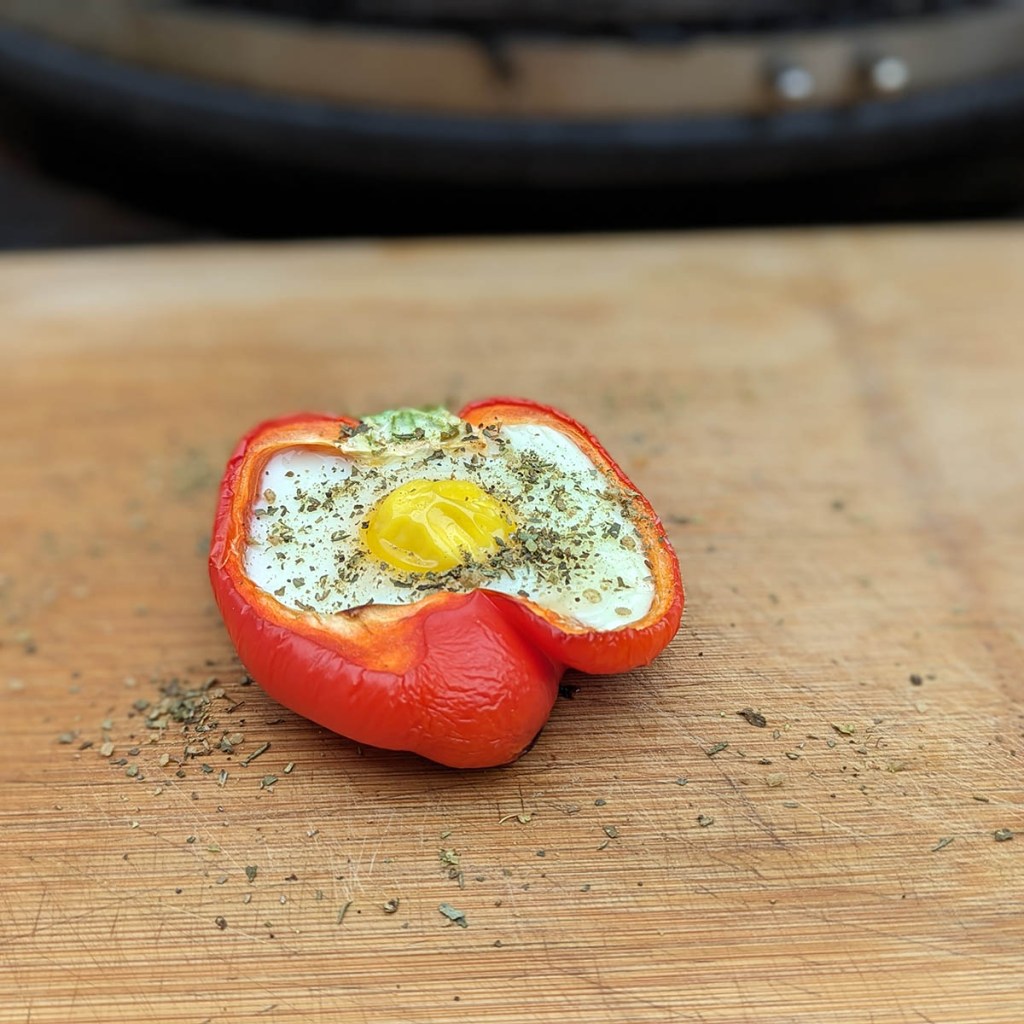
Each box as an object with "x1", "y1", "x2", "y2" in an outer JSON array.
[{"x1": 209, "y1": 398, "x2": 683, "y2": 768}]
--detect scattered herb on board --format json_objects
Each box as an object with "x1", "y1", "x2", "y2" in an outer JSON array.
[
  {"x1": 738, "y1": 708, "x2": 767, "y2": 728},
  {"x1": 697, "y1": 814, "x2": 715, "y2": 828},
  {"x1": 439, "y1": 848, "x2": 464, "y2": 887},
  {"x1": 439, "y1": 903, "x2": 468, "y2": 928},
  {"x1": 80, "y1": 673, "x2": 275, "y2": 794},
  {"x1": 245, "y1": 865, "x2": 258, "y2": 883},
  {"x1": 831, "y1": 722, "x2": 856, "y2": 736},
  {"x1": 241, "y1": 741, "x2": 271, "y2": 767},
  {"x1": 931, "y1": 837, "x2": 955, "y2": 853},
  {"x1": 993, "y1": 829, "x2": 1014, "y2": 843},
  {"x1": 382, "y1": 898, "x2": 400, "y2": 914},
  {"x1": 705, "y1": 741, "x2": 729, "y2": 758},
  {"x1": 602, "y1": 825, "x2": 620, "y2": 839},
  {"x1": 498, "y1": 810, "x2": 533, "y2": 825},
  {"x1": 337, "y1": 901, "x2": 352, "y2": 925},
  {"x1": 909, "y1": 674, "x2": 923, "y2": 686},
  {"x1": 498, "y1": 793, "x2": 534, "y2": 825}
]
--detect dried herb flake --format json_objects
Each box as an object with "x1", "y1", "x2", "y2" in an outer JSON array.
[
  {"x1": 240, "y1": 741, "x2": 270, "y2": 767},
  {"x1": 438, "y1": 903, "x2": 468, "y2": 928}
]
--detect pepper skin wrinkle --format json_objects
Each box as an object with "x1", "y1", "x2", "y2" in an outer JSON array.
[{"x1": 209, "y1": 399, "x2": 683, "y2": 768}]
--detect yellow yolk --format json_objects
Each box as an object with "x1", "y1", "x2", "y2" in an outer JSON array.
[{"x1": 364, "y1": 478, "x2": 515, "y2": 574}]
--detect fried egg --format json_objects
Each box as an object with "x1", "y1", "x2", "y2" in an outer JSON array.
[{"x1": 243, "y1": 407, "x2": 655, "y2": 630}]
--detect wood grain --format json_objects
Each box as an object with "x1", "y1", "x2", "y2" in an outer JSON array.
[{"x1": 0, "y1": 230, "x2": 1021, "y2": 1023}]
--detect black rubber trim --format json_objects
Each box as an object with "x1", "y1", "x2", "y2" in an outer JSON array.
[
  {"x1": 0, "y1": 24, "x2": 1023, "y2": 187},
  {"x1": 182, "y1": 0, "x2": 1001, "y2": 36}
]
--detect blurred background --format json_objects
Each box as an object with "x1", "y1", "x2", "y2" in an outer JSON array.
[{"x1": 2, "y1": 0, "x2": 1024, "y2": 248}]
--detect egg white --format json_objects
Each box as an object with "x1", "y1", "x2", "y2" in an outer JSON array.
[{"x1": 243, "y1": 420, "x2": 655, "y2": 630}]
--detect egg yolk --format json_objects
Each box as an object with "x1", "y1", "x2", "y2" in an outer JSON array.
[{"x1": 364, "y1": 478, "x2": 516, "y2": 574}]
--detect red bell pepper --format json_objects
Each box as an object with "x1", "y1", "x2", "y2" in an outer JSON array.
[{"x1": 209, "y1": 398, "x2": 683, "y2": 768}]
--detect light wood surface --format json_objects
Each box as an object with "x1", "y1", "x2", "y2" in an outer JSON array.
[{"x1": 1, "y1": 229, "x2": 1021, "y2": 1023}]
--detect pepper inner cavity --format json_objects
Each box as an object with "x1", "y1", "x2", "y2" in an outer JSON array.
[{"x1": 242, "y1": 418, "x2": 656, "y2": 630}]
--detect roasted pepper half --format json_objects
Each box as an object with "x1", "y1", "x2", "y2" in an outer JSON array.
[{"x1": 209, "y1": 398, "x2": 683, "y2": 768}]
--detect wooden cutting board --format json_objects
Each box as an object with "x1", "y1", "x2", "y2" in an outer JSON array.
[{"x1": 1, "y1": 230, "x2": 1021, "y2": 1024}]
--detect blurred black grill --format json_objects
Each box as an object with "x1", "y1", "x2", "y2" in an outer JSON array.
[
  {"x1": 186, "y1": 0, "x2": 1000, "y2": 32},
  {"x1": 1, "y1": 0, "x2": 1024, "y2": 240}
]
